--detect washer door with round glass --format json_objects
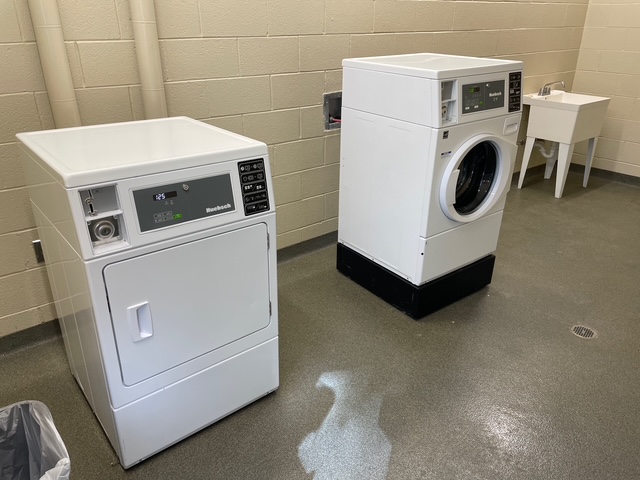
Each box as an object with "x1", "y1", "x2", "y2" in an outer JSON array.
[{"x1": 439, "y1": 134, "x2": 513, "y2": 223}]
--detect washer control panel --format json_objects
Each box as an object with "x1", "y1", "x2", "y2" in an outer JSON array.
[
  {"x1": 508, "y1": 72, "x2": 522, "y2": 112},
  {"x1": 133, "y1": 174, "x2": 235, "y2": 232},
  {"x1": 238, "y1": 159, "x2": 270, "y2": 216},
  {"x1": 462, "y1": 80, "x2": 505, "y2": 114}
]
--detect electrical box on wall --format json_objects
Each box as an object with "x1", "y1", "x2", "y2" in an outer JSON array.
[{"x1": 324, "y1": 92, "x2": 342, "y2": 130}]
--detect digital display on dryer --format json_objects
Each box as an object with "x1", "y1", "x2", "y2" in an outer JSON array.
[{"x1": 152, "y1": 191, "x2": 177, "y2": 201}]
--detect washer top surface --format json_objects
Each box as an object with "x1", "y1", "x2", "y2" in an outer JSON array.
[
  {"x1": 343, "y1": 53, "x2": 522, "y2": 79},
  {"x1": 17, "y1": 117, "x2": 267, "y2": 188}
]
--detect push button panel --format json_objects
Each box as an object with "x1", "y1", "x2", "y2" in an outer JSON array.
[
  {"x1": 508, "y1": 72, "x2": 522, "y2": 112},
  {"x1": 238, "y1": 159, "x2": 270, "y2": 216}
]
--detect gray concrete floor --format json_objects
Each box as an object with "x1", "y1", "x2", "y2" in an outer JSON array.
[{"x1": 2, "y1": 170, "x2": 640, "y2": 479}]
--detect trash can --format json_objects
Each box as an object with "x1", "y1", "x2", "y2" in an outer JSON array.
[{"x1": 0, "y1": 401, "x2": 70, "y2": 480}]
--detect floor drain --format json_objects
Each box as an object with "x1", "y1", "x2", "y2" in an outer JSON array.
[{"x1": 572, "y1": 325, "x2": 597, "y2": 339}]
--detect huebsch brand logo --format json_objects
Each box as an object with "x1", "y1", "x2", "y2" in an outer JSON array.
[
  {"x1": 489, "y1": 92, "x2": 502, "y2": 97},
  {"x1": 206, "y1": 203, "x2": 232, "y2": 213}
]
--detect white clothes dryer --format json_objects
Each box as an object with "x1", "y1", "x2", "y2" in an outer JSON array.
[
  {"x1": 18, "y1": 117, "x2": 278, "y2": 468},
  {"x1": 337, "y1": 53, "x2": 523, "y2": 318}
]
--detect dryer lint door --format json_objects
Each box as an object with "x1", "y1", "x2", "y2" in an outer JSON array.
[
  {"x1": 103, "y1": 223, "x2": 271, "y2": 386},
  {"x1": 439, "y1": 134, "x2": 513, "y2": 223}
]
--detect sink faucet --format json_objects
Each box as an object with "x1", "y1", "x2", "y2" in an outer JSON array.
[{"x1": 539, "y1": 81, "x2": 565, "y2": 96}]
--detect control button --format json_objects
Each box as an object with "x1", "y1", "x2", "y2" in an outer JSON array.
[
  {"x1": 243, "y1": 182, "x2": 266, "y2": 192},
  {"x1": 182, "y1": 184, "x2": 189, "y2": 191},
  {"x1": 244, "y1": 193, "x2": 266, "y2": 204},
  {"x1": 245, "y1": 200, "x2": 269, "y2": 215}
]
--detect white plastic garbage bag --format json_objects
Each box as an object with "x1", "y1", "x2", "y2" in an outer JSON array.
[{"x1": 0, "y1": 401, "x2": 70, "y2": 480}]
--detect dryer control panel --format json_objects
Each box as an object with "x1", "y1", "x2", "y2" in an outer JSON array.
[
  {"x1": 238, "y1": 158, "x2": 270, "y2": 216},
  {"x1": 133, "y1": 174, "x2": 235, "y2": 232}
]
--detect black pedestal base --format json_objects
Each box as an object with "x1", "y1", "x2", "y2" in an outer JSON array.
[{"x1": 336, "y1": 243, "x2": 495, "y2": 319}]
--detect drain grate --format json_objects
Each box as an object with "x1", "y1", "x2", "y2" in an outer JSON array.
[{"x1": 571, "y1": 325, "x2": 597, "y2": 339}]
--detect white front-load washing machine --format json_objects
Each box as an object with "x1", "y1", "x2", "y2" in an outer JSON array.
[
  {"x1": 337, "y1": 53, "x2": 523, "y2": 318},
  {"x1": 18, "y1": 117, "x2": 278, "y2": 468}
]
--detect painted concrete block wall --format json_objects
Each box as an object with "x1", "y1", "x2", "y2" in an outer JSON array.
[
  {"x1": 0, "y1": 0, "x2": 57, "y2": 336},
  {"x1": 0, "y1": 0, "x2": 589, "y2": 336},
  {"x1": 573, "y1": 0, "x2": 640, "y2": 177}
]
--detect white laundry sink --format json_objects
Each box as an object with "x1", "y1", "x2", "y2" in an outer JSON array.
[
  {"x1": 519, "y1": 90, "x2": 610, "y2": 198},
  {"x1": 523, "y1": 90, "x2": 610, "y2": 144}
]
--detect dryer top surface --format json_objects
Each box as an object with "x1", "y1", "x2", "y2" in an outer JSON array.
[
  {"x1": 343, "y1": 53, "x2": 523, "y2": 79},
  {"x1": 17, "y1": 117, "x2": 267, "y2": 188}
]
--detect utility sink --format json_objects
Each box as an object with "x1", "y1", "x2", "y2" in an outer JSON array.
[
  {"x1": 519, "y1": 90, "x2": 610, "y2": 198},
  {"x1": 523, "y1": 90, "x2": 610, "y2": 144}
]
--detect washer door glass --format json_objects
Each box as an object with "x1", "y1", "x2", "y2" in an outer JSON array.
[{"x1": 454, "y1": 141, "x2": 497, "y2": 214}]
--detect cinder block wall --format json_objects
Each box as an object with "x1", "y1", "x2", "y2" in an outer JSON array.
[
  {"x1": 0, "y1": 1, "x2": 58, "y2": 335},
  {"x1": 573, "y1": 1, "x2": 640, "y2": 177},
  {"x1": 0, "y1": 0, "x2": 589, "y2": 336}
]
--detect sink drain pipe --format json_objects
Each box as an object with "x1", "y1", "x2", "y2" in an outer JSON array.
[
  {"x1": 129, "y1": 0, "x2": 167, "y2": 119},
  {"x1": 534, "y1": 140, "x2": 558, "y2": 159},
  {"x1": 28, "y1": 0, "x2": 81, "y2": 128}
]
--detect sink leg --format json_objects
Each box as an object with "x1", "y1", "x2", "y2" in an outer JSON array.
[
  {"x1": 555, "y1": 142, "x2": 575, "y2": 198},
  {"x1": 517, "y1": 136, "x2": 536, "y2": 189},
  {"x1": 584, "y1": 137, "x2": 597, "y2": 188}
]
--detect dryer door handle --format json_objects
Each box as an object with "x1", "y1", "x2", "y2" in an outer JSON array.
[
  {"x1": 127, "y1": 302, "x2": 153, "y2": 342},
  {"x1": 445, "y1": 169, "x2": 460, "y2": 206}
]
